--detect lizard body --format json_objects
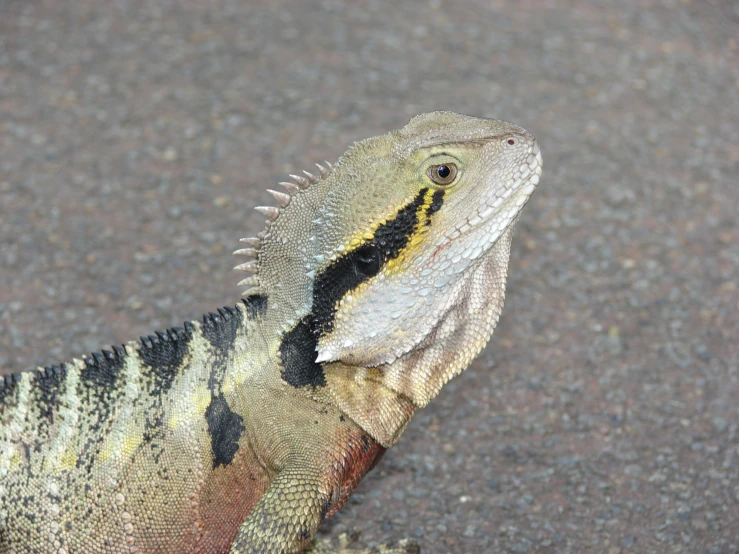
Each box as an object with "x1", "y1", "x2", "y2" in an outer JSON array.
[{"x1": 0, "y1": 112, "x2": 542, "y2": 553}]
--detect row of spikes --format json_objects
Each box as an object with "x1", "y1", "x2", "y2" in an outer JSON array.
[{"x1": 232, "y1": 161, "x2": 333, "y2": 295}]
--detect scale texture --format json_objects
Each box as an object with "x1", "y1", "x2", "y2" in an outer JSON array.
[{"x1": 0, "y1": 112, "x2": 541, "y2": 553}]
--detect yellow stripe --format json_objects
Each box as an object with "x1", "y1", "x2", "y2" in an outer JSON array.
[
  {"x1": 340, "y1": 188, "x2": 436, "y2": 263},
  {"x1": 384, "y1": 189, "x2": 436, "y2": 276}
]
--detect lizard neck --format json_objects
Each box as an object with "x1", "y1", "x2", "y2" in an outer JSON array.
[
  {"x1": 252, "y1": 296, "x2": 417, "y2": 448},
  {"x1": 305, "y1": 362, "x2": 417, "y2": 448},
  {"x1": 266, "y1": 228, "x2": 514, "y2": 446}
]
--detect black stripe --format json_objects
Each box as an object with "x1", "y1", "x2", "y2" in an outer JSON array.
[
  {"x1": 427, "y1": 189, "x2": 445, "y2": 218},
  {"x1": 280, "y1": 188, "x2": 434, "y2": 388},
  {"x1": 204, "y1": 393, "x2": 245, "y2": 468},
  {"x1": 34, "y1": 365, "x2": 68, "y2": 424},
  {"x1": 79, "y1": 347, "x2": 125, "y2": 391},
  {"x1": 137, "y1": 326, "x2": 194, "y2": 456},
  {"x1": 201, "y1": 306, "x2": 244, "y2": 376},
  {"x1": 75, "y1": 345, "x2": 128, "y2": 456},
  {"x1": 243, "y1": 294, "x2": 268, "y2": 318},
  {"x1": 78, "y1": 348, "x2": 127, "y2": 442},
  {"x1": 137, "y1": 326, "x2": 192, "y2": 396},
  {"x1": 0, "y1": 372, "x2": 22, "y2": 408},
  {"x1": 140, "y1": 302, "x2": 257, "y2": 463},
  {"x1": 279, "y1": 317, "x2": 325, "y2": 388},
  {"x1": 200, "y1": 305, "x2": 251, "y2": 468},
  {"x1": 78, "y1": 323, "x2": 191, "y2": 467},
  {"x1": 311, "y1": 189, "x2": 429, "y2": 337}
]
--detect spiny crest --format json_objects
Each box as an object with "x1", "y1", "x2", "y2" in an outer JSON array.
[{"x1": 233, "y1": 161, "x2": 333, "y2": 296}]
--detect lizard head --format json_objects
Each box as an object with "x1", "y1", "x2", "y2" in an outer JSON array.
[{"x1": 239, "y1": 111, "x2": 541, "y2": 407}]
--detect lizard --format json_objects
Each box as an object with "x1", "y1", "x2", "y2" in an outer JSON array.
[{"x1": 0, "y1": 111, "x2": 542, "y2": 554}]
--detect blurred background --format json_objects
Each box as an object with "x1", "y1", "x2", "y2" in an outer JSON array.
[{"x1": 0, "y1": 1, "x2": 737, "y2": 552}]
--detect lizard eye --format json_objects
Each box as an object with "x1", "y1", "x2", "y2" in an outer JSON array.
[
  {"x1": 353, "y1": 245, "x2": 381, "y2": 276},
  {"x1": 427, "y1": 163, "x2": 458, "y2": 186}
]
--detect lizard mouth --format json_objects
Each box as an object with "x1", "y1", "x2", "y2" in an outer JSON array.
[
  {"x1": 473, "y1": 145, "x2": 542, "y2": 232},
  {"x1": 434, "y1": 146, "x2": 542, "y2": 260}
]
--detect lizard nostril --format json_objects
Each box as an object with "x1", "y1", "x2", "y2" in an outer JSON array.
[{"x1": 507, "y1": 138, "x2": 516, "y2": 145}]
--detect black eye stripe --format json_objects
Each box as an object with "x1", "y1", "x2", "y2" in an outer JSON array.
[
  {"x1": 279, "y1": 188, "x2": 445, "y2": 388},
  {"x1": 428, "y1": 189, "x2": 445, "y2": 217},
  {"x1": 310, "y1": 189, "x2": 427, "y2": 337}
]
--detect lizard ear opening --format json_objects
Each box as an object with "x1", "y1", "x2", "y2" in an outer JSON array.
[{"x1": 353, "y1": 245, "x2": 382, "y2": 277}]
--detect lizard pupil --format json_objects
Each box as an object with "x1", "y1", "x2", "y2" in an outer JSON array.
[{"x1": 427, "y1": 163, "x2": 457, "y2": 185}]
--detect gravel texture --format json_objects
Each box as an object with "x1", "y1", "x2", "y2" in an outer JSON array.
[{"x1": 1, "y1": 1, "x2": 737, "y2": 552}]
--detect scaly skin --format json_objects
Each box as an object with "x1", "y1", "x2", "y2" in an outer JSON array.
[{"x1": 0, "y1": 112, "x2": 542, "y2": 553}]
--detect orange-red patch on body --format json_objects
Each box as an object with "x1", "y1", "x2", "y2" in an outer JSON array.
[{"x1": 323, "y1": 427, "x2": 386, "y2": 519}]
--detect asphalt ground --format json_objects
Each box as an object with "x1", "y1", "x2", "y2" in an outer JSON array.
[{"x1": 1, "y1": 1, "x2": 737, "y2": 552}]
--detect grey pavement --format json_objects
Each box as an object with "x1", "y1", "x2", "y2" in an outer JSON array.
[{"x1": 1, "y1": 1, "x2": 737, "y2": 552}]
